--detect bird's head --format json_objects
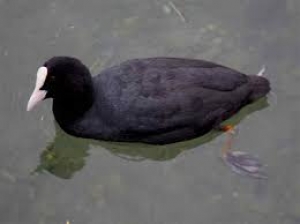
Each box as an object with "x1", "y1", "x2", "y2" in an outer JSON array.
[{"x1": 27, "y1": 56, "x2": 92, "y2": 111}]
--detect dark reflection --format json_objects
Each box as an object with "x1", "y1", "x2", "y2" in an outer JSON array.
[
  {"x1": 34, "y1": 128, "x2": 91, "y2": 179},
  {"x1": 34, "y1": 97, "x2": 269, "y2": 179}
]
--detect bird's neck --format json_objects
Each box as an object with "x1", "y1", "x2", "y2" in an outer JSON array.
[{"x1": 53, "y1": 82, "x2": 95, "y2": 125}]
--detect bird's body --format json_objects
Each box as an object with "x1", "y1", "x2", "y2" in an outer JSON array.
[{"x1": 37, "y1": 57, "x2": 269, "y2": 144}]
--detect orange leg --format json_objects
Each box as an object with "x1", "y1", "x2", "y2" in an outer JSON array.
[{"x1": 221, "y1": 125, "x2": 267, "y2": 179}]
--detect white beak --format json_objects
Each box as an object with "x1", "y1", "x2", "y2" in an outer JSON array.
[{"x1": 27, "y1": 67, "x2": 48, "y2": 111}]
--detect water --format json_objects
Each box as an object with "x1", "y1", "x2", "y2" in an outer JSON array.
[{"x1": 1, "y1": 0, "x2": 299, "y2": 223}]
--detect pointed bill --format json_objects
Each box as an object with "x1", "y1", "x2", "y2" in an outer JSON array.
[{"x1": 27, "y1": 67, "x2": 48, "y2": 111}]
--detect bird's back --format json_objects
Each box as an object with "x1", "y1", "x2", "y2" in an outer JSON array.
[{"x1": 84, "y1": 58, "x2": 254, "y2": 143}]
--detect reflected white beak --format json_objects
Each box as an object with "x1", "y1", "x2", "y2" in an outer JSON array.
[{"x1": 26, "y1": 67, "x2": 48, "y2": 111}]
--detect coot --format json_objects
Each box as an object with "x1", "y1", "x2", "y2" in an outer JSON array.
[{"x1": 27, "y1": 57, "x2": 270, "y2": 144}]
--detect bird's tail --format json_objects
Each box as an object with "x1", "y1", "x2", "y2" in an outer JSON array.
[{"x1": 248, "y1": 66, "x2": 271, "y2": 101}]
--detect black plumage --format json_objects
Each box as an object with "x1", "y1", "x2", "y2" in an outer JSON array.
[{"x1": 39, "y1": 57, "x2": 270, "y2": 144}]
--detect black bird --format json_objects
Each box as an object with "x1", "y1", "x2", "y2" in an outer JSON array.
[
  {"x1": 27, "y1": 57, "x2": 270, "y2": 177},
  {"x1": 27, "y1": 57, "x2": 270, "y2": 143}
]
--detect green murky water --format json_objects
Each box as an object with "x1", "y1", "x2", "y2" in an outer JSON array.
[{"x1": 1, "y1": 0, "x2": 299, "y2": 223}]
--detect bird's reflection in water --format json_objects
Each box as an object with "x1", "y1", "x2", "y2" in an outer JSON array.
[{"x1": 34, "y1": 97, "x2": 269, "y2": 179}]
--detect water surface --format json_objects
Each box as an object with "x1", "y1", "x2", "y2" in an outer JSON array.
[{"x1": 1, "y1": 0, "x2": 300, "y2": 223}]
